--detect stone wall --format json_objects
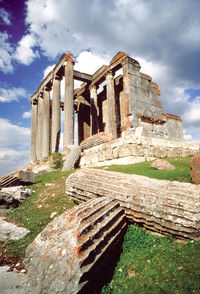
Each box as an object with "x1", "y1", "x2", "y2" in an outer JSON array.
[{"x1": 80, "y1": 131, "x2": 198, "y2": 167}]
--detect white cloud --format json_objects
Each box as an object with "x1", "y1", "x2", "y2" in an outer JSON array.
[
  {"x1": 74, "y1": 51, "x2": 110, "y2": 74},
  {"x1": 22, "y1": 111, "x2": 31, "y2": 119},
  {"x1": 0, "y1": 118, "x2": 30, "y2": 176},
  {"x1": 43, "y1": 64, "x2": 55, "y2": 79},
  {"x1": 15, "y1": 34, "x2": 38, "y2": 65},
  {"x1": 0, "y1": 87, "x2": 27, "y2": 103},
  {"x1": 0, "y1": 149, "x2": 30, "y2": 176},
  {"x1": 0, "y1": 8, "x2": 11, "y2": 25},
  {"x1": 0, "y1": 32, "x2": 14, "y2": 73}
]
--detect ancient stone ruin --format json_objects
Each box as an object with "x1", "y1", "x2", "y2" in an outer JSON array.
[
  {"x1": 25, "y1": 198, "x2": 126, "y2": 293},
  {"x1": 66, "y1": 168, "x2": 200, "y2": 240},
  {"x1": 30, "y1": 51, "x2": 186, "y2": 164}
]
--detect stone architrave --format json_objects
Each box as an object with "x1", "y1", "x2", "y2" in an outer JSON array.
[
  {"x1": 36, "y1": 93, "x2": 43, "y2": 160},
  {"x1": 42, "y1": 87, "x2": 50, "y2": 159},
  {"x1": 30, "y1": 100, "x2": 38, "y2": 162},
  {"x1": 63, "y1": 54, "x2": 75, "y2": 149},
  {"x1": 51, "y1": 75, "x2": 61, "y2": 153},
  {"x1": 106, "y1": 71, "x2": 117, "y2": 139},
  {"x1": 90, "y1": 85, "x2": 99, "y2": 135}
]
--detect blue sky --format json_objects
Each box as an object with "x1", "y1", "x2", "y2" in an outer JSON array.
[{"x1": 0, "y1": 0, "x2": 200, "y2": 176}]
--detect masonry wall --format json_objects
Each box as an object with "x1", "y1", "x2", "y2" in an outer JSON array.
[{"x1": 80, "y1": 131, "x2": 198, "y2": 167}]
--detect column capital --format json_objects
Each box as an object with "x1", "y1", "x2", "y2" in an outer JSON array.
[
  {"x1": 105, "y1": 70, "x2": 114, "y2": 79},
  {"x1": 53, "y1": 73, "x2": 63, "y2": 81},
  {"x1": 89, "y1": 84, "x2": 99, "y2": 91},
  {"x1": 44, "y1": 85, "x2": 51, "y2": 92},
  {"x1": 64, "y1": 53, "x2": 75, "y2": 65}
]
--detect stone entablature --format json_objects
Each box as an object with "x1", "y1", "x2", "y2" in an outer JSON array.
[
  {"x1": 30, "y1": 51, "x2": 184, "y2": 163},
  {"x1": 80, "y1": 132, "x2": 198, "y2": 167}
]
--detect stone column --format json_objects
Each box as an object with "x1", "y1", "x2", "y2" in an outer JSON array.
[
  {"x1": 36, "y1": 93, "x2": 43, "y2": 160},
  {"x1": 90, "y1": 85, "x2": 99, "y2": 136},
  {"x1": 63, "y1": 55, "x2": 75, "y2": 148},
  {"x1": 42, "y1": 87, "x2": 50, "y2": 159},
  {"x1": 30, "y1": 99, "x2": 38, "y2": 163},
  {"x1": 51, "y1": 75, "x2": 61, "y2": 153},
  {"x1": 106, "y1": 71, "x2": 117, "y2": 139}
]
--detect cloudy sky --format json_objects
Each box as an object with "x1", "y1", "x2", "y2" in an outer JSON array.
[{"x1": 0, "y1": 0, "x2": 199, "y2": 176}]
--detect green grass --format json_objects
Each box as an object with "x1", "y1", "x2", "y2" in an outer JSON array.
[
  {"x1": 1, "y1": 169, "x2": 75, "y2": 259},
  {"x1": 102, "y1": 225, "x2": 200, "y2": 294},
  {"x1": 100, "y1": 157, "x2": 192, "y2": 183},
  {"x1": 1, "y1": 157, "x2": 199, "y2": 293}
]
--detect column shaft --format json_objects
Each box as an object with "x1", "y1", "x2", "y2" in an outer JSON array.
[
  {"x1": 42, "y1": 88, "x2": 50, "y2": 159},
  {"x1": 90, "y1": 85, "x2": 99, "y2": 136},
  {"x1": 30, "y1": 101, "x2": 38, "y2": 162},
  {"x1": 36, "y1": 94, "x2": 43, "y2": 160},
  {"x1": 51, "y1": 76, "x2": 61, "y2": 153},
  {"x1": 63, "y1": 59, "x2": 74, "y2": 148},
  {"x1": 106, "y1": 72, "x2": 117, "y2": 139}
]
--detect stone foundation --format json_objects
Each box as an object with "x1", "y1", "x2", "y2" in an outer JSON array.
[{"x1": 80, "y1": 131, "x2": 199, "y2": 167}]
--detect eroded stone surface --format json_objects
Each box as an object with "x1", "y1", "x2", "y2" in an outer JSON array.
[
  {"x1": 151, "y1": 159, "x2": 175, "y2": 170},
  {"x1": 0, "y1": 217, "x2": 30, "y2": 242},
  {"x1": 66, "y1": 168, "x2": 200, "y2": 240},
  {"x1": 0, "y1": 186, "x2": 33, "y2": 209},
  {"x1": 79, "y1": 132, "x2": 198, "y2": 168},
  {"x1": 0, "y1": 171, "x2": 35, "y2": 188},
  {"x1": 24, "y1": 198, "x2": 126, "y2": 294},
  {"x1": 80, "y1": 132, "x2": 113, "y2": 150},
  {"x1": 190, "y1": 156, "x2": 200, "y2": 184}
]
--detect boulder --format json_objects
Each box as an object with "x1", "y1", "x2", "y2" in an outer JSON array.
[
  {"x1": 0, "y1": 217, "x2": 30, "y2": 242},
  {"x1": 0, "y1": 192, "x2": 20, "y2": 209},
  {"x1": 66, "y1": 168, "x2": 200, "y2": 240},
  {"x1": 190, "y1": 156, "x2": 200, "y2": 184},
  {"x1": 151, "y1": 159, "x2": 175, "y2": 170},
  {"x1": 0, "y1": 186, "x2": 33, "y2": 209},
  {"x1": 24, "y1": 198, "x2": 126, "y2": 294}
]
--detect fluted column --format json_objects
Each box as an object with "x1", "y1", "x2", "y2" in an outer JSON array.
[
  {"x1": 30, "y1": 99, "x2": 38, "y2": 162},
  {"x1": 36, "y1": 93, "x2": 43, "y2": 160},
  {"x1": 106, "y1": 71, "x2": 117, "y2": 139},
  {"x1": 51, "y1": 75, "x2": 61, "y2": 153},
  {"x1": 63, "y1": 54, "x2": 75, "y2": 148},
  {"x1": 42, "y1": 87, "x2": 50, "y2": 159},
  {"x1": 90, "y1": 85, "x2": 99, "y2": 136}
]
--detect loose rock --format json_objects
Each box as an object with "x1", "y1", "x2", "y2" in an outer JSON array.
[
  {"x1": 0, "y1": 217, "x2": 30, "y2": 242},
  {"x1": 151, "y1": 159, "x2": 175, "y2": 170},
  {"x1": 190, "y1": 156, "x2": 200, "y2": 184}
]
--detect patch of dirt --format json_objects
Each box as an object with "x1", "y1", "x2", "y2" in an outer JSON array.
[{"x1": 0, "y1": 247, "x2": 26, "y2": 273}]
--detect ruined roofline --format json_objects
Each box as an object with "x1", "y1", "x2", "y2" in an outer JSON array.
[
  {"x1": 163, "y1": 112, "x2": 182, "y2": 121},
  {"x1": 31, "y1": 51, "x2": 144, "y2": 101}
]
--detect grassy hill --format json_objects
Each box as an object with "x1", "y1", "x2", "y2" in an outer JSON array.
[{"x1": 1, "y1": 157, "x2": 200, "y2": 293}]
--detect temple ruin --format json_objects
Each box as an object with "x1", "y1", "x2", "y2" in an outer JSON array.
[{"x1": 30, "y1": 52, "x2": 184, "y2": 163}]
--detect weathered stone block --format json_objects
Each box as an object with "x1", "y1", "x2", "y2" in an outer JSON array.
[
  {"x1": 66, "y1": 168, "x2": 200, "y2": 240},
  {"x1": 190, "y1": 156, "x2": 200, "y2": 184},
  {"x1": 151, "y1": 159, "x2": 175, "y2": 170},
  {"x1": 25, "y1": 198, "x2": 126, "y2": 294}
]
